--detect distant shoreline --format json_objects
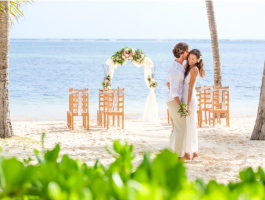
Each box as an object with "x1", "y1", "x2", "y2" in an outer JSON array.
[{"x1": 10, "y1": 39, "x2": 265, "y2": 42}]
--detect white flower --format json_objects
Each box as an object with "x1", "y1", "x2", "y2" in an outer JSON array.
[
  {"x1": 122, "y1": 55, "x2": 125, "y2": 59},
  {"x1": 132, "y1": 48, "x2": 135, "y2": 54},
  {"x1": 197, "y1": 55, "x2": 203, "y2": 63},
  {"x1": 129, "y1": 57, "x2": 133, "y2": 60},
  {"x1": 125, "y1": 48, "x2": 129, "y2": 52}
]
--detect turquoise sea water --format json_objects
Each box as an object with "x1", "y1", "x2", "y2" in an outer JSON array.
[{"x1": 9, "y1": 39, "x2": 265, "y2": 121}]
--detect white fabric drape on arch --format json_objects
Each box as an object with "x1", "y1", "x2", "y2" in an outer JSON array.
[{"x1": 105, "y1": 57, "x2": 158, "y2": 121}]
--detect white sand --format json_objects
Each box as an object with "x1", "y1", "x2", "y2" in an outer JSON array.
[
  {"x1": 1, "y1": 116, "x2": 264, "y2": 184},
  {"x1": 0, "y1": 120, "x2": 156, "y2": 167}
]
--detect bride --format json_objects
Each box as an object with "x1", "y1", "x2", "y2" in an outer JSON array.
[{"x1": 182, "y1": 49, "x2": 205, "y2": 161}]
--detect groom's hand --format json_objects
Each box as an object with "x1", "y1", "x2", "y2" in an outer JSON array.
[
  {"x1": 166, "y1": 82, "x2": 170, "y2": 90},
  {"x1": 173, "y1": 97, "x2": 181, "y2": 107}
]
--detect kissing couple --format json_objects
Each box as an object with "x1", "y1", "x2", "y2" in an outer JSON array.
[{"x1": 166, "y1": 42, "x2": 206, "y2": 161}]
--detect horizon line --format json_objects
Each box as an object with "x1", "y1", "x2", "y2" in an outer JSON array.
[{"x1": 10, "y1": 38, "x2": 265, "y2": 41}]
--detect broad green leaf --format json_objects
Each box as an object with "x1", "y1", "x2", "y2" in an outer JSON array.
[{"x1": 44, "y1": 144, "x2": 60, "y2": 163}]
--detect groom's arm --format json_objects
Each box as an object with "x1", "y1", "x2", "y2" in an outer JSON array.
[{"x1": 169, "y1": 71, "x2": 181, "y2": 107}]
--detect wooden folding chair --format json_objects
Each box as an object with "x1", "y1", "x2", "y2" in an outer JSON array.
[
  {"x1": 104, "y1": 88, "x2": 125, "y2": 129},
  {"x1": 67, "y1": 88, "x2": 89, "y2": 130},
  {"x1": 97, "y1": 89, "x2": 104, "y2": 127},
  {"x1": 209, "y1": 86, "x2": 229, "y2": 127},
  {"x1": 103, "y1": 88, "x2": 114, "y2": 128},
  {"x1": 200, "y1": 86, "x2": 214, "y2": 125},
  {"x1": 196, "y1": 86, "x2": 202, "y2": 127}
]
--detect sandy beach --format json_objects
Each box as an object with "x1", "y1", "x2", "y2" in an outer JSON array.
[{"x1": 1, "y1": 116, "x2": 264, "y2": 184}]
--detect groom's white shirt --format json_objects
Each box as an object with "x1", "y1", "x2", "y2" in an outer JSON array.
[{"x1": 166, "y1": 61, "x2": 185, "y2": 103}]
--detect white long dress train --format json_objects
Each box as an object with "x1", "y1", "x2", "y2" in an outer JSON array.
[{"x1": 181, "y1": 70, "x2": 199, "y2": 158}]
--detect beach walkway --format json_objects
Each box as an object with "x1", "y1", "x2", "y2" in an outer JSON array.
[{"x1": 126, "y1": 119, "x2": 221, "y2": 151}]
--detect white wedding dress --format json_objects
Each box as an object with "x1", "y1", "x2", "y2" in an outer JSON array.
[{"x1": 181, "y1": 68, "x2": 199, "y2": 158}]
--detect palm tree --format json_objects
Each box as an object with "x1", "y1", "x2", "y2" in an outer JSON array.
[
  {"x1": 205, "y1": 0, "x2": 222, "y2": 87},
  {"x1": 251, "y1": 62, "x2": 265, "y2": 140},
  {"x1": 0, "y1": 0, "x2": 33, "y2": 138}
]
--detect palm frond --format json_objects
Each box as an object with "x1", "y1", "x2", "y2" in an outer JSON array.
[
  {"x1": 0, "y1": 3, "x2": 6, "y2": 14},
  {"x1": 10, "y1": 2, "x2": 23, "y2": 20},
  {"x1": 9, "y1": 0, "x2": 34, "y2": 23}
]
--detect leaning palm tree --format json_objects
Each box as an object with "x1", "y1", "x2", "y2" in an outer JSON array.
[
  {"x1": 0, "y1": 0, "x2": 33, "y2": 138},
  {"x1": 251, "y1": 62, "x2": 265, "y2": 140},
  {"x1": 205, "y1": 0, "x2": 222, "y2": 87}
]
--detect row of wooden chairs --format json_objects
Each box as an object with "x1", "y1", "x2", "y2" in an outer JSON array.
[
  {"x1": 67, "y1": 87, "x2": 125, "y2": 130},
  {"x1": 97, "y1": 87, "x2": 125, "y2": 129},
  {"x1": 197, "y1": 86, "x2": 230, "y2": 127},
  {"x1": 167, "y1": 86, "x2": 230, "y2": 127}
]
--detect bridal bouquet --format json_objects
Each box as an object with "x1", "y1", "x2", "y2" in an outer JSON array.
[
  {"x1": 111, "y1": 46, "x2": 146, "y2": 65},
  {"x1": 147, "y1": 74, "x2": 158, "y2": 88},
  {"x1": 102, "y1": 74, "x2": 112, "y2": 88},
  {"x1": 178, "y1": 103, "x2": 192, "y2": 120}
]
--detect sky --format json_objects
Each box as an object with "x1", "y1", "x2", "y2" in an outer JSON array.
[{"x1": 10, "y1": 0, "x2": 265, "y2": 40}]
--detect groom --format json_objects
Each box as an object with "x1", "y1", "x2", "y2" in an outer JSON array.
[{"x1": 166, "y1": 42, "x2": 189, "y2": 159}]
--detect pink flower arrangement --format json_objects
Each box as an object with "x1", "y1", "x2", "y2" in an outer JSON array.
[
  {"x1": 102, "y1": 74, "x2": 112, "y2": 88},
  {"x1": 147, "y1": 74, "x2": 158, "y2": 88},
  {"x1": 111, "y1": 47, "x2": 146, "y2": 65}
]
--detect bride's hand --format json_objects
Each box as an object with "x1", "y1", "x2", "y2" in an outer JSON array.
[{"x1": 166, "y1": 82, "x2": 170, "y2": 90}]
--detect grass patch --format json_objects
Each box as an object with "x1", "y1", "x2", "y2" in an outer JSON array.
[{"x1": 0, "y1": 136, "x2": 40, "y2": 148}]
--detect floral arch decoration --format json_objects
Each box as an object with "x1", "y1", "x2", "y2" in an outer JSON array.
[{"x1": 105, "y1": 47, "x2": 158, "y2": 121}]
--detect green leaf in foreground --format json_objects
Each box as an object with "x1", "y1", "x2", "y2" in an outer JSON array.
[{"x1": 0, "y1": 134, "x2": 265, "y2": 199}]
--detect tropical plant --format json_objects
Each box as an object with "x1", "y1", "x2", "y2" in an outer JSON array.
[
  {"x1": 0, "y1": 0, "x2": 33, "y2": 23},
  {"x1": 205, "y1": 0, "x2": 222, "y2": 87},
  {"x1": 1, "y1": 138, "x2": 265, "y2": 199},
  {"x1": 0, "y1": 0, "x2": 33, "y2": 138},
  {"x1": 251, "y1": 61, "x2": 265, "y2": 140}
]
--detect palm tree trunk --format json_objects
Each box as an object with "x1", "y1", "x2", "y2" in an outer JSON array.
[
  {"x1": 0, "y1": 1, "x2": 13, "y2": 138},
  {"x1": 205, "y1": 0, "x2": 222, "y2": 87},
  {"x1": 251, "y1": 61, "x2": 265, "y2": 140}
]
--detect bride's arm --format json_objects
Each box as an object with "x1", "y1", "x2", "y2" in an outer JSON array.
[{"x1": 187, "y1": 68, "x2": 198, "y2": 107}]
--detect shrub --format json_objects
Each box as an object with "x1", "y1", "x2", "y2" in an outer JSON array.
[{"x1": 0, "y1": 137, "x2": 265, "y2": 199}]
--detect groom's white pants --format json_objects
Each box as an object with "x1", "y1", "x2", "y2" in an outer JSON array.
[{"x1": 166, "y1": 100, "x2": 186, "y2": 157}]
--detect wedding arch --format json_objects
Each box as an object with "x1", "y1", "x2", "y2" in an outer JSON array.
[{"x1": 105, "y1": 47, "x2": 158, "y2": 121}]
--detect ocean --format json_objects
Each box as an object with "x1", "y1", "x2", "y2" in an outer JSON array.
[{"x1": 9, "y1": 39, "x2": 265, "y2": 121}]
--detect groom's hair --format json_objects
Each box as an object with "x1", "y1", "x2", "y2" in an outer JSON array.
[{"x1": 172, "y1": 42, "x2": 189, "y2": 58}]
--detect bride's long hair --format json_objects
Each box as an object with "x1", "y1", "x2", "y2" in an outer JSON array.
[{"x1": 184, "y1": 49, "x2": 206, "y2": 78}]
